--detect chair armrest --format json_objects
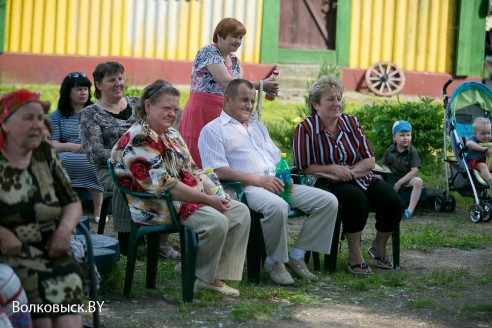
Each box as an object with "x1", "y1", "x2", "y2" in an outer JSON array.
[
  {"x1": 107, "y1": 158, "x2": 182, "y2": 227},
  {"x1": 221, "y1": 181, "x2": 246, "y2": 203},
  {"x1": 221, "y1": 174, "x2": 310, "y2": 204},
  {"x1": 372, "y1": 169, "x2": 395, "y2": 187},
  {"x1": 292, "y1": 173, "x2": 319, "y2": 187},
  {"x1": 291, "y1": 174, "x2": 303, "y2": 185}
]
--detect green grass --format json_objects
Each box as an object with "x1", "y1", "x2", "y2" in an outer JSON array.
[
  {"x1": 1, "y1": 84, "x2": 61, "y2": 109},
  {"x1": 407, "y1": 300, "x2": 442, "y2": 309},
  {"x1": 231, "y1": 300, "x2": 278, "y2": 321},
  {"x1": 460, "y1": 303, "x2": 492, "y2": 319},
  {"x1": 401, "y1": 219, "x2": 492, "y2": 251},
  {"x1": 92, "y1": 225, "x2": 492, "y2": 324}
]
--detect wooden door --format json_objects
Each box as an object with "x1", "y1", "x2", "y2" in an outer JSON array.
[{"x1": 279, "y1": 0, "x2": 337, "y2": 50}]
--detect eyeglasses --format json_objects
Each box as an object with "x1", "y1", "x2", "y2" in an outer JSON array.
[{"x1": 68, "y1": 72, "x2": 87, "y2": 79}]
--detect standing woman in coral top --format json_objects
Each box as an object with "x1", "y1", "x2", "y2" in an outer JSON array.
[{"x1": 178, "y1": 17, "x2": 279, "y2": 168}]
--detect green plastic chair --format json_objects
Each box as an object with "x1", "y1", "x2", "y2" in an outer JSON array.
[
  {"x1": 96, "y1": 191, "x2": 114, "y2": 235},
  {"x1": 107, "y1": 159, "x2": 198, "y2": 302},
  {"x1": 76, "y1": 221, "x2": 100, "y2": 328}
]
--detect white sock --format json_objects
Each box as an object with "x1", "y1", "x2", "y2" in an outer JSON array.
[
  {"x1": 289, "y1": 248, "x2": 306, "y2": 260},
  {"x1": 94, "y1": 216, "x2": 100, "y2": 223},
  {"x1": 265, "y1": 256, "x2": 276, "y2": 266}
]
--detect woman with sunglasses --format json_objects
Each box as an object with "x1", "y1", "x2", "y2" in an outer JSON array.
[
  {"x1": 49, "y1": 72, "x2": 104, "y2": 223},
  {"x1": 79, "y1": 62, "x2": 181, "y2": 259}
]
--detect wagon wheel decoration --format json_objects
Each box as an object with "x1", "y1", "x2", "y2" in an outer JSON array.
[{"x1": 365, "y1": 61, "x2": 406, "y2": 96}]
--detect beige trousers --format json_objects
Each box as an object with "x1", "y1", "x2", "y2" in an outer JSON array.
[
  {"x1": 182, "y1": 200, "x2": 250, "y2": 284},
  {"x1": 244, "y1": 184, "x2": 338, "y2": 263}
]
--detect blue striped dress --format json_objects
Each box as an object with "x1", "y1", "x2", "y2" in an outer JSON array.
[{"x1": 49, "y1": 109, "x2": 103, "y2": 192}]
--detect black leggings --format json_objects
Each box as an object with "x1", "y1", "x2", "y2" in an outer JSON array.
[{"x1": 322, "y1": 178, "x2": 402, "y2": 233}]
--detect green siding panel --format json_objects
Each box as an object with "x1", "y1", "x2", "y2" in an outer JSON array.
[
  {"x1": 336, "y1": 0, "x2": 351, "y2": 67},
  {"x1": 0, "y1": 0, "x2": 6, "y2": 54},
  {"x1": 260, "y1": 0, "x2": 280, "y2": 64},
  {"x1": 455, "y1": 0, "x2": 488, "y2": 77}
]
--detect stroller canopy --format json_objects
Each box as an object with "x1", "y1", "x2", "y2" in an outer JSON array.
[
  {"x1": 450, "y1": 81, "x2": 492, "y2": 116},
  {"x1": 449, "y1": 82, "x2": 492, "y2": 139}
]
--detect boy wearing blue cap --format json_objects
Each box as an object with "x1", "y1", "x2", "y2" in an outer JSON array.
[
  {"x1": 382, "y1": 120, "x2": 423, "y2": 219},
  {"x1": 465, "y1": 117, "x2": 492, "y2": 188}
]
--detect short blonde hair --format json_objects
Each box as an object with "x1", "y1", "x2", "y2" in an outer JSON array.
[
  {"x1": 472, "y1": 117, "x2": 491, "y2": 132},
  {"x1": 308, "y1": 75, "x2": 344, "y2": 115}
]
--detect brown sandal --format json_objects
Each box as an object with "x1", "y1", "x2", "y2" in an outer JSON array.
[
  {"x1": 347, "y1": 262, "x2": 373, "y2": 275},
  {"x1": 368, "y1": 247, "x2": 393, "y2": 269}
]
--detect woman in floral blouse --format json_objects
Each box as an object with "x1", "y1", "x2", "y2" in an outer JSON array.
[
  {"x1": 111, "y1": 79, "x2": 250, "y2": 296},
  {"x1": 79, "y1": 62, "x2": 180, "y2": 259},
  {"x1": 178, "y1": 17, "x2": 279, "y2": 168}
]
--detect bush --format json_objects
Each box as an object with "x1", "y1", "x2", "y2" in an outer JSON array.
[{"x1": 352, "y1": 97, "x2": 444, "y2": 172}]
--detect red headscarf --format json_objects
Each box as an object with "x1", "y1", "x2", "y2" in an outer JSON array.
[{"x1": 0, "y1": 89, "x2": 43, "y2": 149}]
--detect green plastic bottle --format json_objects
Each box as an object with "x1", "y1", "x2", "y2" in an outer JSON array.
[{"x1": 275, "y1": 153, "x2": 291, "y2": 205}]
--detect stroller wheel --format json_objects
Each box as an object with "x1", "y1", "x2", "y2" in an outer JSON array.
[
  {"x1": 469, "y1": 204, "x2": 484, "y2": 223},
  {"x1": 482, "y1": 202, "x2": 492, "y2": 222},
  {"x1": 434, "y1": 194, "x2": 446, "y2": 212},
  {"x1": 444, "y1": 195, "x2": 456, "y2": 212}
]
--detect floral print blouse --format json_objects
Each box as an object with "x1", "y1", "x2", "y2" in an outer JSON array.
[
  {"x1": 111, "y1": 120, "x2": 204, "y2": 224},
  {"x1": 79, "y1": 96, "x2": 140, "y2": 168},
  {"x1": 190, "y1": 44, "x2": 241, "y2": 96}
]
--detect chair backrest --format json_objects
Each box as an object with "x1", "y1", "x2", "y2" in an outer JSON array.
[{"x1": 107, "y1": 158, "x2": 181, "y2": 227}]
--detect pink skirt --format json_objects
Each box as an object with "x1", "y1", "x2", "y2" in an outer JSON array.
[{"x1": 178, "y1": 91, "x2": 224, "y2": 168}]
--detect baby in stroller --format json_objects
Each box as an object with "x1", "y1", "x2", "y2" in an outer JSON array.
[
  {"x1": 465, "y1": 117, "x2": 492, "y2": 189},
  {"x1": 441, "y1": 80, "x2": 492, "y2": 222}
]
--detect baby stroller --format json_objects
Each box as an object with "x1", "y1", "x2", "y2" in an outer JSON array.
[{"x1": 441, "y1": 79, "x2": 492, "y2": 222}]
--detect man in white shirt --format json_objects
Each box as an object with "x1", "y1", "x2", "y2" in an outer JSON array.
[{"x1": 198, "y1": 79, "x2": 338, "y2": 285}]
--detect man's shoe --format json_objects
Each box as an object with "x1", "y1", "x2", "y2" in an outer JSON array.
[
  {"x1": 264, "y1": 261, "x2": 295, "y2": 285},
  {"x1": 286, "y1": 255, "x2": 318, "y2": 281},
  {"x1": 193, "y1": 279, "x2": 240, "y2": 297}
]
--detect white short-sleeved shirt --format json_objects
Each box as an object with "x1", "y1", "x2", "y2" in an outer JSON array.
[{"x1": 198, "y1": 111, "x2": 281, "y2": 175}]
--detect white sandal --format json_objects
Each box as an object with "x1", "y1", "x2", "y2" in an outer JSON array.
[{"x1": 159, "y1": 245, "x2": 181, "y2": 260}]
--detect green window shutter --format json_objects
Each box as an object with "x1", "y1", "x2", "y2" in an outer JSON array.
[{"x1": 455, "y1": 0, "x2": 488, "y2": 77}]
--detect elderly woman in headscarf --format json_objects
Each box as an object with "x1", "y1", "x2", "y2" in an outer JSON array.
[{"x1": 0, "y1": 90, "x2": 84, "y2": 328}]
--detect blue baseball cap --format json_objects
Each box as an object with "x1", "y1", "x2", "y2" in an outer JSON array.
[{"x1": 392, "y1": 120, "x2": 412, "y2": 135}]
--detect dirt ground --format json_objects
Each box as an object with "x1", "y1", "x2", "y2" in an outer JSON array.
[{"x1": 82, "y1": 204, "x2": 492, "y2": 328}]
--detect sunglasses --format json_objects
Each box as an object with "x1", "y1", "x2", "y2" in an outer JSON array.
[{"x1": 68, "y1": 72, "x2": 87, "y2": 78}]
